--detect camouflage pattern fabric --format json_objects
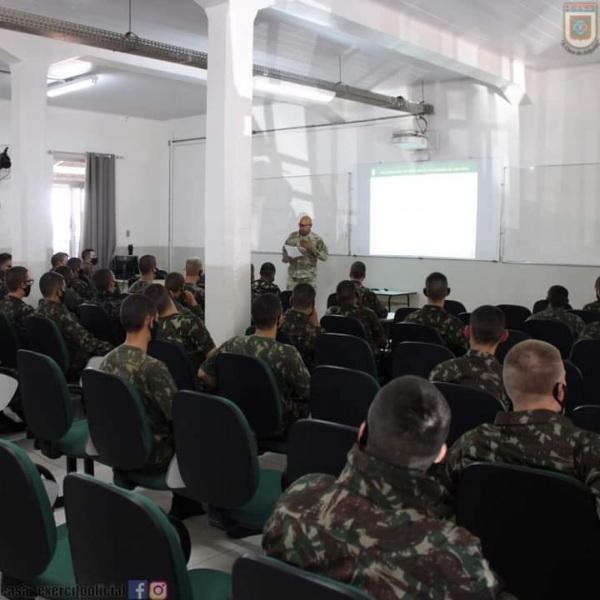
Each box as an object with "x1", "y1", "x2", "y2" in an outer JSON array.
[
  {"x1": 201, "y1": 335, "x2": 310, "y2": 428},
  {"x1": 327, "y1": 304, "x2": 388, "y2": 354},
  {"x1": 93, "y1": 291, "x2": 126, "y2": 325},
  {"x1": 279, "y1": 309, "x2": 322, "y2": 370},
  {"x1": 429, "y1": 350, "x2": 510, "y2": 410},
  {"x1": 71, "y1": 276, "x2": 96, "y2": 301},
  {"x1": 183, "y1": 281, "x2": 205, "y2": 310},
  {"x1": 583, "y1": 300, "x2": 600, "y2": 312},
  {"x1": 404, "y1": 305, "x2": 468, "y2": 353},
  {"x1": 263, "y1": 445, "x2": 503, "y2": 599},
  {"x1": 284, "y1": 231, "x2": 328, "y2": 289},
  {"x1": 157, "y1": 311, "x2": 215, "y2": 371},
  {"x1": 527, "y1": 306, "x2": 585, "y2": 338},
  {"x1": 251, "y1": 278, "x2": 281, "y2": 298},
  {"x1": 36, "y1": 299, "x2": 113, "y2": 376},
  {"x1": 353, "y1": 281, "x2": 388, "y2": 318},
  {"x1": 100, "y1": 344, "x2": 176, "y2": 471},
  {"x1": 440, "y1": 410, "x2": 600, "y2": 517},
  {"x1": 579, "y1": 321, "x2": 600, "y2": 341},
  {"x1": 63, "y1": 287, "x2": 85, "y2": 314},
  {"x1": 128, "y1": 279, "x2": 151, "y2": 294},
  {"x1": 0, "y1": 295, "x2": 34, "y2": 345},
  {"x1": 174, "y1": 298, "x2": 205, "y2": 322}
]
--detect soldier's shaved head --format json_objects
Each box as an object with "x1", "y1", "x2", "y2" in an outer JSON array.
[
  {"x1": 185, "y1": 257, "x2": 203, "y2": 277},
  {"x1": 291, "y1": 283, "x2": 315, "y2": 310},
  {"x1": 547, "y1": 285, "x2": 569, "y2": 309},
  {"x1": 503, "y1": 340, "x2": 565, "y2": 405},
  {"x1": 336, "y1": 280, "x2": 359, "y2": 306},
  {"x1": 144, "y1": 283, "x2": 171, "y2": 314},
  {"x1": 424, "y1": 272, "x2": 450, "y2": 302},
  {"x1": 365, "y1": 376, "x2": 450, "y2": 470}
]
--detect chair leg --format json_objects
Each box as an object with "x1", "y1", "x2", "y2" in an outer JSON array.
[
  {"x1": 66, "y1": 456, "x2": 77, "y2": 473},
  {"x1": 84, "y1": 458, "x2": 94, "y2": 476}
]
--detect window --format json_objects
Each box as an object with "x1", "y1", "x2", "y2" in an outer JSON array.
[{"x1": 51, "y1": 156, "x2": 86, "y2": 256}]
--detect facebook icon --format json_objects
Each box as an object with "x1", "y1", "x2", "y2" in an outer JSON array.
[{"x1": 128, "y1": 580, "x2": 148, "y2": 600}]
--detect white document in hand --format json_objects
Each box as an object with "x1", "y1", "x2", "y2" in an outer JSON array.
[{"x1": 283, "y1": 244, "x2": 304, "y2": 259}]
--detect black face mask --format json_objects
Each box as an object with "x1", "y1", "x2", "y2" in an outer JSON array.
[
  {"x1": 23, "y1": 284, "x2": 31, "y2": 298},
  {"x1": 91, "y1": 257, "x2": 98, "y2": 266},
  {"x1": 553, "y1": 382, "x2": 566, "y2": 415}
]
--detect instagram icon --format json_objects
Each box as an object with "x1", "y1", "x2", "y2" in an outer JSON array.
[{"x1": 149, "y1": 581, "x2": 168, "y2": 599}]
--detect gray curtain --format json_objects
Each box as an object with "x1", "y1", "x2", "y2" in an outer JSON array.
[{"x1": 82, "y1": 153, "x2": 116, "y2": 268}]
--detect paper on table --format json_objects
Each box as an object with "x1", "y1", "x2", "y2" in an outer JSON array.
[{"x1": 283, "y1": 244, "x2": 304, "y2": 259}]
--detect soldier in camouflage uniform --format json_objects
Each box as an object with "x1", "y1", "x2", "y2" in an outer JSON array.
[
  {"x1": 128, "y1": 255, "x2": 157, "y2": 294},
  {"x1": 579, "y1": 320, "x2": 600, "y2": 341},
  {"x1": 91, "y1": 268, "x2": 126, "y2": 327},
  {"x1": 327, "y1": 280, "x2": 388, "y2": 355},
  {"x1": 54, "y1": 266, "x2": 86, "y2": 314},
  {"x1": 0, "y1": 253, "x2": 12, "y2": 300},
  {"x1": 145, "y1": 284, "x2": 215, "y2": 371},
  {"x1": 199, "y1": 294, "x2": 310, "y2": 430},
  {"x1": 252, "y1": 262, "x2": 281, "y2": 298},
  {"x1": 36, "y1": 271, "x2": 113, "y2": 378},
  {"x1": 263, "y1": 376, "x2": 505, "y2": 599},
  {"x1": 527, "y1": 284, "x2": 584, "y2": 337},
  {"x1": 67, "y1": 257, "x2": 96, "y2": 301},
  {"x1": 183, "y1": 257, "x2": 205, "y2": 309},
  {"x1": 282, "y1": 215, "x2": 328, "y2": 290},
  {"x1": 165, "y1": 271, "x2": 205, "y2": 321},
  {"x1": 583, "y1": 276, "x2": 600, "y2": 311},
  {"x1": 349, "y1": 260, "x2": 387, "y2": 318},
  {"x1": 0, "y1": 266, "x2": 34, "y2": 346},
  {"x1": 280, "y1": 283, "x2": 322, "y2": 370},
  {"x1": 404, "y1": 272, "x2": 468, "y2": 354},
  {"x1": 440, "y1": 340, "x2": 600, "y2": 516},
  {"x1": 100, "y1": 294, "x2": 177, "y2": 472},
  {"x1": 430, "y1": 305, "x2": 510, "y2": 409}
]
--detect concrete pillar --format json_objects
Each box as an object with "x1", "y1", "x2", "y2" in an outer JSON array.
[{"x1": 10, "y1": 59, "x2": 52, "y2": 289}]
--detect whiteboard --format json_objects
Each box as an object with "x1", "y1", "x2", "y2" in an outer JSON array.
[{"x1": 502, "y1": 164, "x2": 600, "y2": 266}]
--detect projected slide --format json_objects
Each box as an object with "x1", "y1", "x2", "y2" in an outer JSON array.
[{"x1": 369, "y1": 162, "x2": 479, "y2": 259}]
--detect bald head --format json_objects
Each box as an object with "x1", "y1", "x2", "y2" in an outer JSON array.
[
  {"x1": 298, "y1": 215, "x2": 313, "y2": 236},
  {"x1": 503, "y1": 340, "x2": 565, "y2": 409},
  {"x1": 366, "y1": 376, "x2": 450, "y2": 470}
]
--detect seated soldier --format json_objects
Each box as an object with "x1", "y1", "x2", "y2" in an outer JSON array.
[
  {"x1": 199, "y1": 294, "x2": 310, "y2": 431},
  {"x1": 583, "y1": 276, "x2": 600, "y2": 312},
  {"x1": 327, "y1": 280, "x2": 388, "y2": 355},
  {"x1": 54, "y1": 266, "x2": 85, "y2": 314},
  {"x1": 404, "y1": 272, "x2": 467, "y2": 354},
  {"x1": 50, "y1": 252, "x2": 69, "y2": 270},
  {"x1": 252, "y1": 262, "x2": 281, "y2": 298},
  {"x1": 579, "y1": 319, "x2": 600, "y2": 341},
  {"x1": 35, "y1": 271, "x2": 112, "y2": 378},
  {"x1": 0, "y1": 266, "x2": 34, "y2": 346},
  {"x1": 0, "y1": 252, "x2": 12, "y2": 299},
  {"x1": 440, "y1": 340, "x2": 600, "y2": 516},
  {"x1": 165, "y1": 271, "x2": 204, "y2": 320},
  {"x1": 430, "y1": 305, "x2": 510, "y2": 409},
  {"x1": 349, "y1": 260, "x2": 387, "y2": 318},
  {"x1": 92, "y1": 268, "x2": 126, "y2": 326},
  {"x1": 183, "y1": 257, "x2": 205, "y2": 308},
  {"x1": 144, "y1": 283, "x2": 215, "y2": 371},
  {"x1": 81, "y1": 248, "x2": 98, "y2": 278},
  {"x1": 67, "y1": 257, "x2": 96, "y2": 300},
  {"x1": 263, "y1": 376, "x2": 504, "y2": 598},
  {"x1": 279, "y1": 283, "x2": 321, "y2": 370},
  {"x1": 128, "y1": 254, "x2": 157, "y2": 294},
  {"x1": 527, "y1": 285, "x2": 584, "y2": 338}
]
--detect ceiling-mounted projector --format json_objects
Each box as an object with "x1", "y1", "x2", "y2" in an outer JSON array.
[{"x1": 391, "y1": 131, "x2": 428, "y2": 151}]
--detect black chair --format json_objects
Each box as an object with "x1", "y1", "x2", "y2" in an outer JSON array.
[
  {"x1": 570, "y1": 339, "x2": 600, "y2": 405},
  {"x1": 522, "y1": 320, "x2": 574, "y2": 358},
  {"x1": 64, "y1": 473, "x2": 231, "y2": 599},
  {"x1": 232, "y1": 554, "x2": 371, "y2": 600},
  {"x1": 494, "y1": 329, "x2": 530, "y2": 363},
  {"x1": 457, "y1": 312, "x2": 470, "y2": 325},
  {"x1": 173, "y1": 391, "x2": 282, "y2": 537},
  {"x1": 18, "y1": 350, "x2": 92, "y2": 474},
  {"x1": 327, "y1": 292, "x2": 338, "y2": 308},
  {"x1": 393, "y1": 307, "x2": 417, "y2": 322},
  {"x1": 314, "y1": 334, "x2": 377, "y2": 378},
  {"x1": 444, "y1": 299, "x2": 466, "y2": 316},
  {"x1": 283, "y1": 419, "x2": 357, "y2": 489},
  {"x1": 392, "y1": 342, "x2": 453, "y2": 379},
  {"x1": 280, "y1": 291, "x2": 292, "y2": 312},
  {"x1": 244, "y1": 326, "x2": 293, "y2": 345},
  {"x1": 434, "y1": 382, "x2": 503, "y2": 446},
  {"x1": 79, "y1": 303, "x2": 122, "y2": 345},
  {"x1": 571, "y1": 405, "x2": 600, "y2": 434},
  {"x1": 0, "y1": 314, "x2": 19, "y2": 370},
  {"x1": 391, "y1": 323, "x2": 444, "y2": 348},
  {"x1": 497, "y1": 304, "x2": 532, "y2": 331},
  {"x1": 320, "y1": 315, "x2": 367, "y2": 339},
  {"x1": 456, "y1": 463, "x2": 600, "y2": 600},
  {"x1": 564, "y1": 359, "x2": 585, "y2": 416},
  {"x1": 310, "y1": 366, "x2": 379, "y2": 427},
  {"x1": 148, "y1": 340, "x2": 199, "y2": 391},
  {"x1": 24, "y1": 316, "x2": 69, "y2": 375},
  {"x1": 568, "y1": 309, "x2": 600, "y2": 324}
]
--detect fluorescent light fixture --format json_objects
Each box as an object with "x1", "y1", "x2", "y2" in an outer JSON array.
[
  {"x1": 253, "y1": 75, "x2": 334, "y2": 104},
  {"x1": 48, "y1": 58, "x2": 93, "y2": 82},
  {"x1": 47, "y1": 75, "x2": 98, "y2": 98}
]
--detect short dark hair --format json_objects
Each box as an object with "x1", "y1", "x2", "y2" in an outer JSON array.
[
  {"x1": 0, "y1": 253, "x2": 11, "y2": 266},
  {"x1": 92, "y1": 269, "x2": 114, "y2": 293},
  {"x1": 82, "y1": 248, "x2": 95, "y2": 261},
  {"x1": 51, "y1": 252, "x2": 69, "y2": 268},
  {"x1": 252, "y1": 294, "x2": 282, "y2": 329},
  {"x1": 120, "y1": 294, "x2": 157, "y2": 332},
  {"x1": 291, "y1": 283, "x2": 316, "y2": 310},
  {"x1": 54, "y1": 266, "x2": 73, "y2": 286},
  {"x1": 260, "y1": 262, "x2": 276, "y2": 278},
  {"x1": 144, "y1": 283, "x2": 171, "y2": 314},
  {"x1": 547, "y1": 285, "x2": 569, "y2": 308},
  {"x1": 138, "y1": 255, "x2": 157, "y2": 275},
  {"x1": 67, "y1": 257, "x2": 82, "y2": 271},
  {"x1": 336, "y1": 280, "x2": 358, "y2": 306},
  {"x1": 470, "y1": 305, "x2": 506, "y2": 345},
  {"x1": 165, "y1": 272, "x2": 185, "y2": 294},
  {"x1": 425, "y1": 272, "x2": 449, "y2": 302},
  {"x1": 366, "y1": 376, "x2": 450, "y2": 470},
  {"x1": 6, "y1": 266, "x2": 28, "y2": 292},
  {"x1": 350, "y1": 261, "x2": 366, "y2": 279},
  {"x1": 40, "y1": 271, "x2": 64, "y2": 298}
]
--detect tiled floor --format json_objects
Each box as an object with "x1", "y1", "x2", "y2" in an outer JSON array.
[{"x1": 2, "y1": 431, "x2": 286, "y2": 576}]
